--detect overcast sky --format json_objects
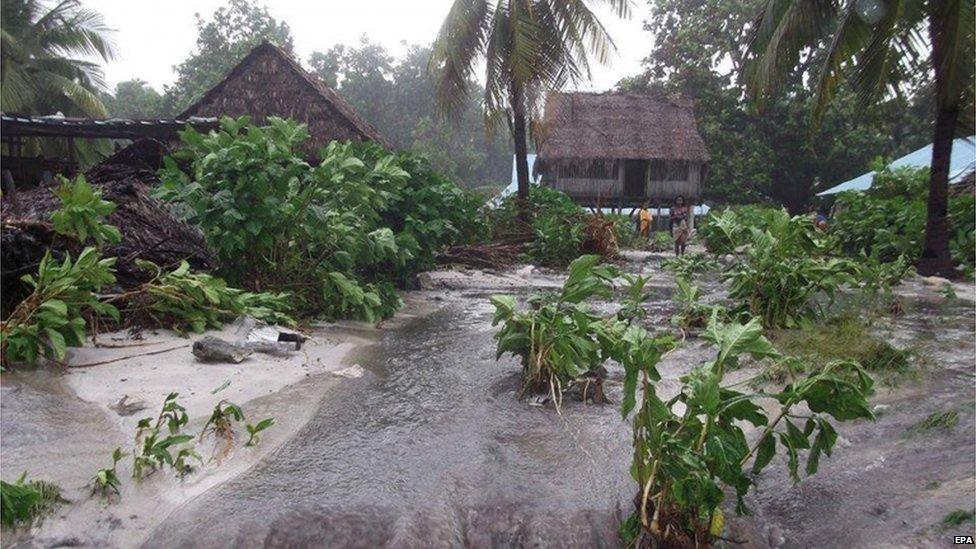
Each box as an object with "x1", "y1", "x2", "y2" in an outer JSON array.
[{"x1": 87, "y1": 0, "x2": 651, "y2": 93}]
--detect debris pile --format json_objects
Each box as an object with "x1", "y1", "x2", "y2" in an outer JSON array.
[
  {"x1": 1, "y1": 139, "x2": 217, "y2": 314},
  {"x1": 436, "y1": 234, "x2": 533, "y2": 270}
]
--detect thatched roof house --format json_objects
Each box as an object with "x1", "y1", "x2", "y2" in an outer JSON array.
[
  {"x1": 536, "y1": 92, "x2": 708, "y2": 207},
  {"x1": 179, "y1": 41, "x2": 391, "y2": 154}
]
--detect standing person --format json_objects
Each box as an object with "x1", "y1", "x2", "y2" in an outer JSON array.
[
  {"x1": 636, "y1": 202, "x2": 653, "y2": 239},
  {"x1": 670, "y1": 195, "x2": 690, "y2": 256}
]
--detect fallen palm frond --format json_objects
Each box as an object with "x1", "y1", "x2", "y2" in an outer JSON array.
[{"x1": 436, "y1": 234, "x2": 533, "y2": 269}]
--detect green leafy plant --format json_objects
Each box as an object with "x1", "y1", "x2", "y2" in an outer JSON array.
[
  {"x1": 671, "y1": 276, "x2": 725, "y2": 332},
  {"x1": 491, "y1": 255, "x2": 620, "y2": 399},
  {"x1": 649, "y1": 231, "x2": 673, "y2": 253},
  {"x1": 0, "y1": 248, "x2": 118, "y2": 367},
  {"x1": 723, "y1": 212, "x2": 856, "y2": 328},
  {"x1": 200, "y1": 400, "x2": 245, "y2": 442},
  {"x1": 245, "y1": 418, "x2": 275, "y2": 447},
  {"x1": 50, "y1": 174, "x2": 122, "y2": 247},
  {"x1": 133, "y1": 393, "x2": 200, "y2": 479},
  {"x1": 619, "y1": 315, "x2": 875, "y2": 547},
  {"x1": 662, "y1": 252, "x2": 719, "y2": 279},
  {"x1": 491, "y1": 255, "x2": 670, "y2": 405},
  {"x1": 90, "y1": 447, "x2": 127, "y2": 497},
  {"x1": 0, "y1": 474, "x2": 65, "y2": 527}
]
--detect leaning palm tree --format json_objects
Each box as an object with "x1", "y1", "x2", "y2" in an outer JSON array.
[
  {"x1": 429, "y1": 0, "x2": 630, "y2": 213},
  {"x1": 745, "y1": 0, "x2": 974, "y2": 277},
  {"x1": 1, "y1": 0, "x2": 115, "y2": 116}
]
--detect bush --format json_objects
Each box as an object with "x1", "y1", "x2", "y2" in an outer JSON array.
[
  {"x1": 698, "y1": 205, "x2": 788, "y2": 254},
  {"x1": 723, "y1": 211, "x2": 856, "y2": 328},
  {"x1": 832, "y1": 166, "x2": 976, "y2": 274},
  {"x1": 157, "y1": 116, "x2": 484, "y2": 321},
  {"x1": 491, "y1": 187, "x2": 589, "y2": 266}
]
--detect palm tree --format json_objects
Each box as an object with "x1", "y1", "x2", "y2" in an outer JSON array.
[
  {"x1": 1, "y1": 0, "x2": 115, "y2": 117},
  {"x1": 746, "y1": 0, "x2": 974, "y2": 277},
  {"x1": 429, "y1": 0, "x2": 629, "y2": 215}
]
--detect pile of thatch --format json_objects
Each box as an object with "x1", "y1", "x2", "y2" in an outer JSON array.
[{"x1": 1, "y1": 139, "x2": 217, "y2": 315}]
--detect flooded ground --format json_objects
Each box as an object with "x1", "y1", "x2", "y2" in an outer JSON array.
[{"x1": 3, "y1": 252, "x2": 974, "y2": 548}]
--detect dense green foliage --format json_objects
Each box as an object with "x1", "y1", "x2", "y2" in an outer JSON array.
[
  {"x1": 158, "y1": 116, "x2": 482, "y2": 321},
  {"x1": 0, "y1": 474, "x2": 64, "y2": 527},
  {"x1": 723, "y1": 212, "x2": 857, "y2": 328},
  {"x1": 0, "y1": 0, "x2": 113, "y2": 117},
  {"x1": 0, "y1": 0, "x2": 116, "y2": 163},
  {"x1": 832, "y1": 166, "x2": 976, "y2": 275},
  {"x1": 491, "y1": 186, "x2": 589, "y2": 266},
  {"x1": 619, "y1": 314, "x2": 874, "y2": 546},
  {"x1": 50, "y1": 175, "x2": 122, "y2": 247}
]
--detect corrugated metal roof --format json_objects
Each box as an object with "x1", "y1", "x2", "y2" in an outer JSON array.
[{"x1": 818, "y1": 135, "x2": 976, "y2": 196}]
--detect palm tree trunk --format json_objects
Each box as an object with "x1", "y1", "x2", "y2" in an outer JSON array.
[
  {"x1": 917, "y1": 8, "x2": 959, "y2": 278},
  {"x1": 511, "y1": 83, "x2": 532, "y2": 222}
]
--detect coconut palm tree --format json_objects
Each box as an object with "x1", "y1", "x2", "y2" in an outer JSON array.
[
  {"x1": 429, "y1": 0, "x2": 629, "y2": 213},
  {"x1": 745, "y1": 0, "x2": 974, "y2": 277},
  {"x1": 1, "y1": 0, "x2": 115, "y2": 117}
]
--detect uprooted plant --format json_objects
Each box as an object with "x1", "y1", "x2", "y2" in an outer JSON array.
[
  {"x1": 109, "y1": 260, "x2": 294, "y2": 333},
  {"x1": 619, "y1": 314, "x2": 875, "y2": 547},
  {"x1": 132, "y1": 393, "x2": 201, "y2": 479},
  {"x1": 661, "y1": 253, "x2": 719, "y2": 279},
  {"x1": 0, "y1": 248, "x2": 119, "y2": 367},
  {"x1": 0, "y1": 474, "x2": 66, "y2": 527},
  {"x1": 90, "y1": 447, "x2": 127, "y2": 498},
  {"x1": 200, "y1": 400, "x2": 245, "y2": 443}
]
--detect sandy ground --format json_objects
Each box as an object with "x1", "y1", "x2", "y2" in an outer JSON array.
[{"x1": 0, "y1": 294, "x2": 442, "y2": 548}]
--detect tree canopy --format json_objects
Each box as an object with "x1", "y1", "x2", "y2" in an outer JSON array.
[{"x1": 621, "y1": 0, "x2": 933, "y2": 211}]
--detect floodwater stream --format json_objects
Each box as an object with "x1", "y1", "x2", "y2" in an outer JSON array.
[{"x1": 143, "y1": 289, "x2": 642, "y2": 548}]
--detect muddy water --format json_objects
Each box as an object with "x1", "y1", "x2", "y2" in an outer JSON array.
[{"x1": 143, "y1": 292, "x2": 641, "y2": 548}]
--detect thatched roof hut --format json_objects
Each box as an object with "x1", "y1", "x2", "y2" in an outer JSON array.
[
  {"x1": 536, "y1": 92, "x2": 708, "y2": 208},
  {"x1": 178, "y1": 41, "x2": 391, "y2": 154}
]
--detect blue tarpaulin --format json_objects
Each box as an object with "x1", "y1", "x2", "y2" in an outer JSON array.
[{"x1": 818, "y1": 135, "x2": 976, "y2": 196}]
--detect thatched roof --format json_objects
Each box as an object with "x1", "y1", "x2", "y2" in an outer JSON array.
[
  {"x1": 537, "y1": 92, "x2": 709, "y2": 162},
  {"x1": 178, "y1": 41, "x2": 391, "y2": 152}
]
